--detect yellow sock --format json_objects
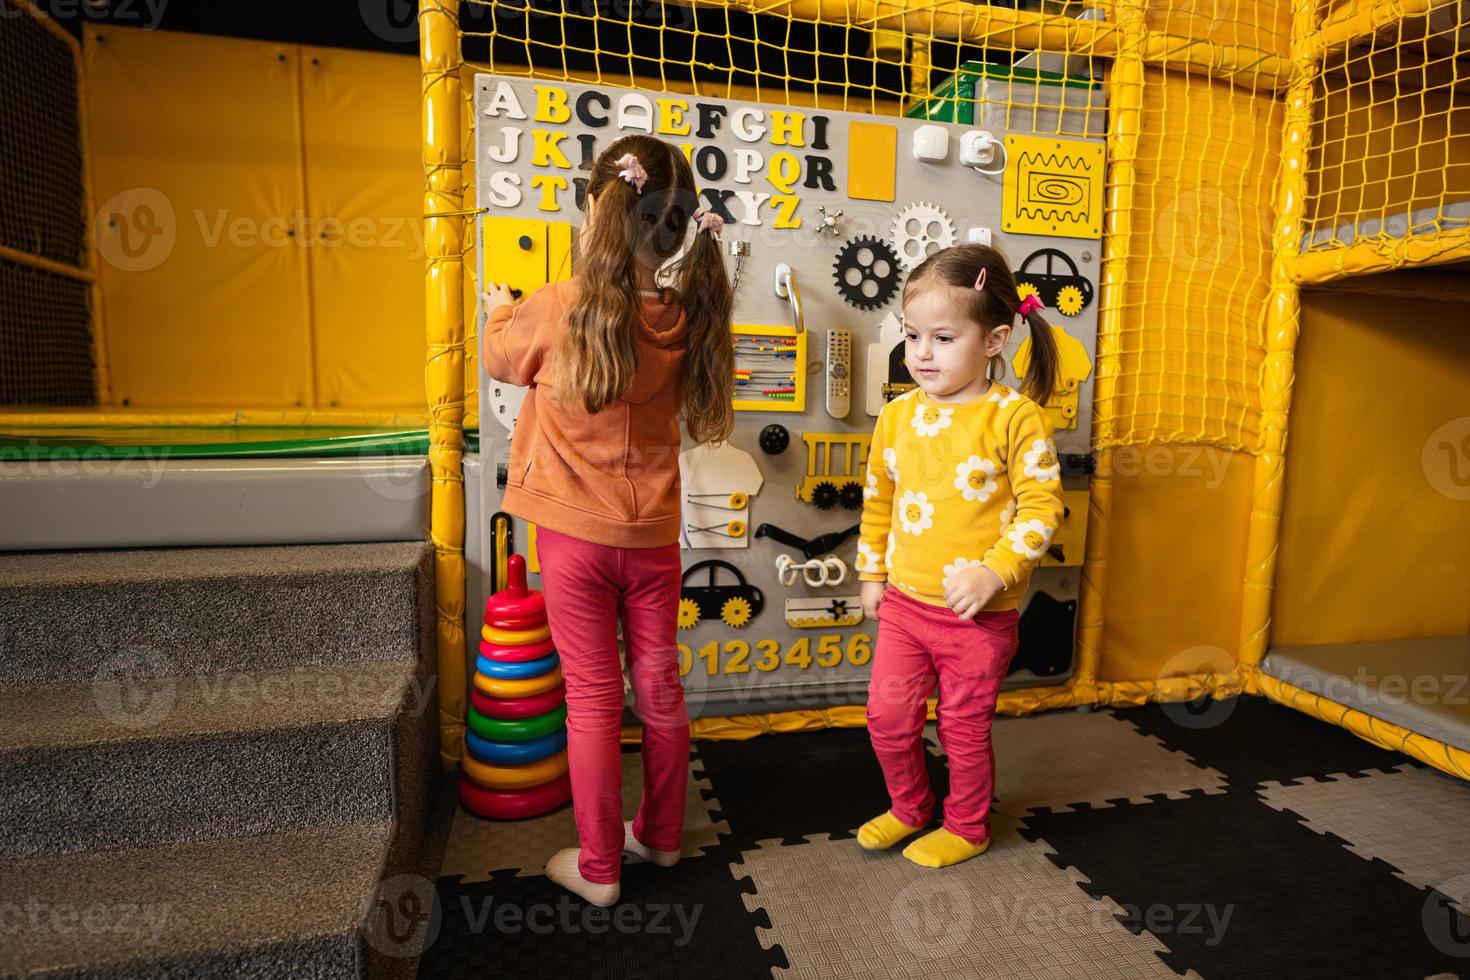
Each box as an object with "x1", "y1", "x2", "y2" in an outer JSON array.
[
  {"x1": 902, "y1": 828, "x2": 989, "y2": 868},
  {"x1": 856, "y1": 811, "x2": 924, "y2": 850}
]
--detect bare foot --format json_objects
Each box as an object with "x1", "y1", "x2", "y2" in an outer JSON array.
[{"x1": 544, "y1": 848, "x2": 620, "y2": 907}]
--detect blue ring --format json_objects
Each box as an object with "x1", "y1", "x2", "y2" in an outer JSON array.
[
  {"x1": 475, "y1": 650, "x2": 560, "y2": 680},
  {"x1": 466, "y1": 727, "x2": 568, "y2": 765}
]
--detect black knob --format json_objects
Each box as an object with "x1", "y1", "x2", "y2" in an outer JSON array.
[
  {"x1": 518, "y1": 235, "x2": 533, "y2": 251},
  {"x1": 759, "y1": 424, "x2": 789, "y2": 455}
]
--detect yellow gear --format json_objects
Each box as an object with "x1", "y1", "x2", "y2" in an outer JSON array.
[
  {"x1": 1016, "y1": 281, "x2": 1039, "y2": 302},
  {"x1": 677, "y1": 597, "x2": 702, "y2": 630},
  {"x1": 720, "y1": 596, "x2": 753, "y2": 628},
  {"x1": 1055, "y1": 284, "x2": 1085, "y2": 317}
]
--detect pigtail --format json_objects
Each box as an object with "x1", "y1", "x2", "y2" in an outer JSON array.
[
  {"x1": 558, "y1": 161, "x2": 643, "y2": 416},
  {"x1": 672, "y1": 220, "x2": 735, "y2": 445},
  {"x1": 1017, "y1": 309, "x2": 1059, "y2": 407}
]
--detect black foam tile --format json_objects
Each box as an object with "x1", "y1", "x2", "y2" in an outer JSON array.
[
  {"x1": 1110, "y1": 697, "x2": 1416, "y2": 788},
  {"x1": 421, "y1": 846, "x2": 785, "y2": 980},
  {"x1": 1018, "y1": 788, "x2": 1470, "y2": 979},
  {"x1": 692, "y1": 727, "x2": 950, "y2": 847}
]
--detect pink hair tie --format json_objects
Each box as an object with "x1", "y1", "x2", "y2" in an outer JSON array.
[
  {"x1": 613, "y1": 153, "x2": 647, "y2": 193},
  {"x1": 692, "y1": 207, "x2": 724, "y2": 239},
  {"x1": 1018, "y1": 293, "x2": 1046, "y2": 318}
]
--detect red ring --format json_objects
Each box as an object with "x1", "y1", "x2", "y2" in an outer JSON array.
[
  {"x1": 458, "y1": 771, "x2": 570, "y2": 820},
  {"x1": 479, "y1": 637, "x2": 556, "y2": 662},
  {"x1": 470, "y1": 684, "x2": 566, "y2": 719},
  {"x1": 483, "y1": 612, "x2": 546, "y2": 631}
]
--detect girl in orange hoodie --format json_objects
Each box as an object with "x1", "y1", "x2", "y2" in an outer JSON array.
[{"x1": 481, "y1": 134, "x2": 734, "y2": 906}]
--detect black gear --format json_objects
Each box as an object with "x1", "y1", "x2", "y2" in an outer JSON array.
[
  {"x1": 833, "y1": 236, "x2": 902, "y2": 311},
  {"x1": 838, "y1": 481, "x2": 864, "y2": 510},
  {"x1": 810, "y1": 481, "x2": 839, "y2": 510}
]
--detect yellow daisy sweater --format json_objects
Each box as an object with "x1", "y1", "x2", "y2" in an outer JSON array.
[{"x1": 856, "y1": 383, "x2": 1066, "y2": 611}]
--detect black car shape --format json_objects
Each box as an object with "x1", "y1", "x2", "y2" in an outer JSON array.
[{"x1": 678, "y1": 559, "x2": 765, "y2": 630}]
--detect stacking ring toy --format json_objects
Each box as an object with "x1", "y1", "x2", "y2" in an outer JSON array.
[
  {"x1": 482, "y1": 556, "x2": 547, "y2": 622},
  {"x1": 462, "y1": 746, "x2": 569, "y2": 790},
  {"x1": 484, "y1": 611, "x2": 546, "y2": 631},
  {"x1": 467, "y1": 704, "x2": 567, "y2": 742},
  {"x1": 480, "y1": 636, "x2": 556, "y2": 662},
  {"x1": 458, "y1": 770, "x2": 570, "y2": 820},
  {"x1": 471, "y1": 683, "x2": 565, "y2": 719},
  {"x1": 465, "y1": 726, "x2": 566, "y2": 765},
  {"x1": 475, "y1": 650, "x2": 559, "y2": 680},
  {"x1": 481, "y1": 623, "x2": 552, "y2": 647},
  {"x1": 472, "y1": 666, "x2": 563, "y2": 699}
]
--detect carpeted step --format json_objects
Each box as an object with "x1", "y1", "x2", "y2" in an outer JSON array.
[
  {"x1": 0, "y1": 657, "x2": 437, "y2": 857},
  {"x1": 0, "y1": 542, "x2": 433, "y2": 685},
  {"x1": 0, "y1": 818, "x2": 423, "y2": 980}
]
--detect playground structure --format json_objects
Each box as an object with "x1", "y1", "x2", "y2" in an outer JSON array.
[{"x1": 0, "y1": 0, "x2": 1465, "y2": 784}]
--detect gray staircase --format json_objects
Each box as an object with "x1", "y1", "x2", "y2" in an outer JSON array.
[{"x1": 0, "y1": 543, "x2": 440, "y2": 979}]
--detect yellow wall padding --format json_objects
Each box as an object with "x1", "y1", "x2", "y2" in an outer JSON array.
[
  {"x1": 86, "y1": 27, "x2": 311, "y2": 408},
  {"x1": 85, "y1": 29, "x2": 423, "y2": 411},
  {"x1": 1091, "y1": 67, "x2": 1280, "y2": 455},
  {"x1": 1141, "y1": 0, "x2": 1291, "y2": 60},
  {"x1": 1257, "y1": 671, "x2": 1470, "y2": 781},
  {"x1": 301, "y1": 46, "x2": 424, "y2": 409},
  {"x1": 1271, "y1": 291, "x2": 1470, "y2": 645},
  {"x1": 1096, "y1": 445, "x2": 1256, "y2": 684}
]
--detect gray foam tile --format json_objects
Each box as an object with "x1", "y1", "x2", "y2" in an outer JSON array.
[
  {"x1": 731, "y1": 815, "x2": 1201, "y2": 980},
  {"x1": 923, "y1": 710, "x2": 1227, "y2": 816},
  {"x1": 1258, "y1": 764, "x2": 1470, "y2": 910},
  {"x1": 438, "y1": 750, "x2": 728, "y2": 882}
]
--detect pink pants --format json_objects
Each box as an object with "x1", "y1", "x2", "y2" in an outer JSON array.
[
  {"x1": 865, "y1": 585, "x2": 1019, "y2": 845},
  {"x1": 534, "y1": 526, "x2": 689, "y2": 883}
]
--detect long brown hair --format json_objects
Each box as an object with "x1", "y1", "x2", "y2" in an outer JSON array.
[
  {"x1": 556, "y1": 134, "x2": 735, "y2": 445},
  {"x1": 903, "y1": 243, "x2": 1060, "y2": 405}
]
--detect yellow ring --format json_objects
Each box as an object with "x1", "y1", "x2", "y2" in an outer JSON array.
[
  {"x1": 481, "y1": 623, "x2": 552, "y2": 646},
  {"x1": 473, "y1": 666, "x2": 564, "y2": 698},
  {"x1": 462, "y1": 745, "x2": 569, "y2": 790}
]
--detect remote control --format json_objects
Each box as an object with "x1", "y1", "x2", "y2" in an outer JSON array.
[{"x1": 826, "y1": 327, "x2": 852, "y2": 418}]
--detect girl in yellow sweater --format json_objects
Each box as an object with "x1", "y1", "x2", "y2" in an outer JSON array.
[{"x1": 855, "y1": 243, "x2": 1065, "y2": 868}]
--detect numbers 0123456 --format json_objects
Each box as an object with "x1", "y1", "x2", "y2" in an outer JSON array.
[{"x1": 677, "y1": 633, "x2": 873, "y2": 676}]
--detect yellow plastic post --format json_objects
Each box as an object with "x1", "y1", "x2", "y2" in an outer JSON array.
[
  {"x1": 1073, "y1": 0, "x2": 1145, "y2": 691},
  {"x1": 1238, "y1": 0, "x2": 1319, "y2": 682},
  {"x1": 422, "y1": 0, "x2": 468, "y2": 768}
]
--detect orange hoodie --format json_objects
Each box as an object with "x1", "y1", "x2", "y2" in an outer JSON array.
[{"x1": 482, "y1": 278, "x2": 688, "y2": 549}]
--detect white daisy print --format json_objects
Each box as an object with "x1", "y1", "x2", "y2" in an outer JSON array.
[
  {"x1": 882, "y1": 447, "x2": 898, "y2": 482},
  {"x1": 1023, "y1": 438, "x2": 1061, "y2": 483},
  {"x1": 863, "y1": 470, "x2": 879, "y2": 501},
  {"x1": 988, "y1": 385, "x2": 1020, "y2": 409},
  {"x1": 856, "y1": 541, "x2": 879, "y2": 572},
  {"x1": 953, "y1": 455, "x2": 999, "y2": 503},
  {"x1": 884, "y1": 532, "x2": 896, "y2": 567},
  {"x1": 942, "y1": 557, "x2": 983, "y2": 591},
  {"x1": 898, "y1": 490, "x2": 935, "y2": 536},
  {"x1": 1008, "y1": 519, "x2": 1054, "y2": 561},
  {"x1": 910, "y1": 402, "x2": 955, "y2": 438},
  {"x1": 999, "y1": 498, "x2": 1017, "y2": 533}
]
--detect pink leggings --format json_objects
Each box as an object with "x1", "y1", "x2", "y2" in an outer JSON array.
[
  {"x1": 534, "y1": 526, "x2": 689, "y2": 883},
  {"x1": 865, "y1": 585, "x2": 1019, "y2": 845}
]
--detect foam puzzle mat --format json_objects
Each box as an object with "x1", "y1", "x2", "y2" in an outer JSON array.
[{"x1": 420, "y1": 699, "x2": 1470, "y2": 978}]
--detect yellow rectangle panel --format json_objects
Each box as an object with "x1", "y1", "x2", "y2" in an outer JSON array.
[
  {"x1": 482, "y1": 217, "x2": 550, "y2": 294},
  {"x1": 300, "y1": 46, "x2": 424, "y2": 410},
  {"x1": 846, "y1": 121, "x2": 896, "y2": 203},
  {"x1": 1271, "y1": 292, "x2": 1470, "y2": 645},
  {"x1": 85, "y1": 27, "x2": 310, "y2": 408}
]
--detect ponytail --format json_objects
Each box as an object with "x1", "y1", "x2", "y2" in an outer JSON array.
[
  {"x1": 1016, "y1": 307, "x2": 1060, "y2": 407},
  {"x1": 671, "y1": 218, "x2": 735, "y2": 445}
]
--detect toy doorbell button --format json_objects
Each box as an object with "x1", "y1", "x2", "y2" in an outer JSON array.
[{"x1": 912, "y1": 124, "x2": 950, "y2": 162}]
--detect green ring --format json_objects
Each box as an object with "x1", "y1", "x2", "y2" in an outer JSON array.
[{"x1": 467, "y1": 704, "x2": 567, "y2": 741}]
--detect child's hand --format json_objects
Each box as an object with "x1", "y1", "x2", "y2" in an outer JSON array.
[
  {"x1": 482, "y1": 283, "x2": 518, "y2": 312},
  {"x1": 861, "y1": 580, "x2": 887, "y2": 622},
  {"x1": 944, "y1": 565, "x2": 1006, "y2": 621}
]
